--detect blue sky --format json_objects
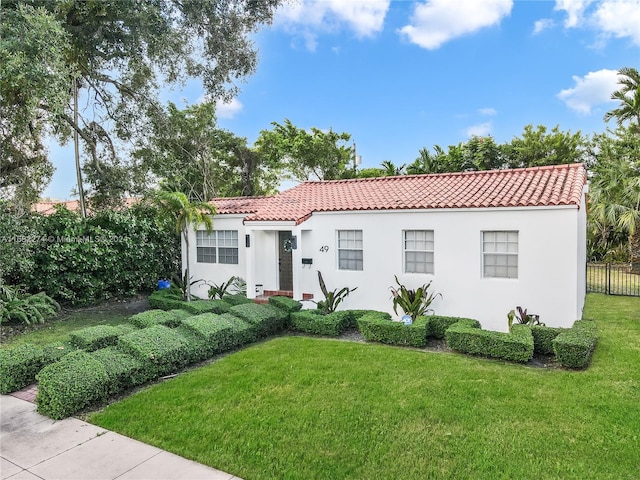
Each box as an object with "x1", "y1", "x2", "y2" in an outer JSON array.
[{"x1": 44, "y1": 0, "x2": 640, "y2": 199}]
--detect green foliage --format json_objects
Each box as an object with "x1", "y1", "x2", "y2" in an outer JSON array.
[
  {"x1": 229, "y1": 303, "x2": 289, "y2": 337},
  {"x1": 222, "y1": 294, "x2": 254, "y2": 306},
  {"x1": 147, "y1": 289, "x2": 230, "y2": 315},
  {"x1": 290, "y1": 310, "x2": 352, "y2": 336},
  {"x1": 91, "y1": 347, "x2": 153, "y2": 396},
  {"x1": 21, "y1": 204, "x2": 179, "y2": 305},
  {"x1": 603, "y1": 67, "x2": 640, "y2": 130},
  {"x1": 179, "y1": 313, "x2": 241, "y2": 357},
  {"x1": 208, "y1": 276, "x2": 245, "y2": 299},
  {"x1": 314, "y1": 271, "x2": 357, "y2": 314},
  {"x1": 507, "y1": 306, "x2": 544, "y2": 332},
  {"x1": 0, "y1": 286, "x2": 60, "y2": 325},
  {"x1": 357, "y1": 314, "x2": 429, "y2": 347},
  {"x1": 217, "y1": 313, "x2": 259, "y2": 347},
  {"x1": 69, "y1": 325, "x2": 122, "y2": 352},
  {"x1": 129, "y1": 309, "x2": 191, "y2": 328},
  {"x1": 553, "y1": 320, "x2": 598, "y2": 369},
  {"x1": 42, "y1": 341, "x2": 79, "y2": 364},
  {"x1": 256, "y1": 119, "x2": 353, "y2": 181},
  {"x1": 116, "y1": 325, "x2": 192, "y2": 377},
  {"x1": 0, "y1": 343, "x2": 45, "y2": 394},
  {"x1": 503, "y1": 125, "x2": 586, "y2": 168},
  {"x1": 445, "y1": 322, "x2": 534, "y2": 363},
  {"x1": 531, "y1": 325, "x2": 565, "y2": 355},
  {"x1": 36, "y1": 350, "x2": 109, "y2": 420},
  {"x1": 390, "y1": 276, "x2": 441, "y2": 321},
  {"x1": 427, "y1": 315, "x2": 479, "y2": 339},
  {"x1": 267, "y1": 296, "x2": 303, "y2": 313}
]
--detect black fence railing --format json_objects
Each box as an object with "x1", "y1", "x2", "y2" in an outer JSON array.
[{"x1": 587, "y1": 263, "x2": 640, "y2": 297}]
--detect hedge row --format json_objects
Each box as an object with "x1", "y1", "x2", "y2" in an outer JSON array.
[
  {"x1": 290, "y1": 310, "x2": 353, "y2": 336},
  {"x1": 553, "y1": 320, "x2": 598, "y2": 369},
  {"x1": 70, "y1": 325, "x2": 123, "y2": 352},
  {"x1": 358, "y1": 313, "x2": 429, "y2": 347},
  {"x1": 445, "y1": 322, "x2": 534, "y2": 363},
  {"x1": 148, "y1": 290, "x2": 231, "y2": 315},
  {"x1": 129, "y1": 309, "x2": 191, "y2": 328},
  {"x1": 531, "y1": 325, "x2": 565, "y2": 355},
  {"x1": 34, "y1": 302, "x2": 291, "y2": 419}
]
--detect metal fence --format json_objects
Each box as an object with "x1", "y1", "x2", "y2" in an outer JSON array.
[{"x1": 587, "y1": 263, "x2": 640, "y2": 297}]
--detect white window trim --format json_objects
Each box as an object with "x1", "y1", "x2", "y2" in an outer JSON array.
[
  {"x1": 403, "y1": 229, "x2": 435, "y2": 274},
  {"x1": 337, "y1": 229, "x2": 363, "y2": 271},
  {"x1": 196, "y1": 230, "x2": 239, "y2": 264},
  {"x1": 482, "y1": 230, "x2": 518, "y2": 279}
]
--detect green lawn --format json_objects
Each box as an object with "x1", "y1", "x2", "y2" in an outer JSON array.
[
  {"x1": 1, "y1": 309, "x2": 132, "y2": 347},
  {"x1": 88, "y1": 294, "x2": 640, "y2": 480}
]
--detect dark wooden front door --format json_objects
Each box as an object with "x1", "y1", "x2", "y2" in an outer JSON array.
[{"x1": 278, "y1": 231, "x2": 293, "y2": 291}]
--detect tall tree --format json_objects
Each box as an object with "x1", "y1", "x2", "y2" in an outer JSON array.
[
  {"x1": 407, "y1": 146, "x2": 447, "y2": 174},
  {"x1": 503, "y1": 125, "x2": 586, "y2": 168},
  {"x1": 604, "y1": 67, "x2": 640, "y2": 132},
  {"x1": 380, "y1": 160, "x2": 406, "y2": 176},
  {"x1": 587, "y1": 126, "x2": 640, "y2": 272},
  {"x1": 1, "y1": 0, "x2": 282, "y2": 205},
  {"x1": 155, "y1": 191, "x2": 216, "y2": 301},
  {"x1": 255, "y1": 119, "x2": 353, "y2": 181}
]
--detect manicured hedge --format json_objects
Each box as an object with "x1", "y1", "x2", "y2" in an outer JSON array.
[
  {"x1": 553, "y1": 320, "x2": 598, "y2": 369},
  {"x1": 230, "y1": 303, "x2": 289, "y2": 337},
  {"x1": 70, "y1": 325, "x2": 122, "y2": 351},
  {"x1": 42, "y1": 341, "x2": 78, "y2": 364},
  {"x1": 531, "y1": 325, "x2": 565, "y2": 355},
  {"x1": 129, "y1": 309, "x2": 191, "y2": 328},
  {"x1": 0, "y1": 344, "x2": 45, "y2": 394},
  {"x1": 427, "y1": 315, "x2": 479, "y2": 339},
  {"x1": 268, "y1": 296, "x2": 303, "y2": 313},
  {"x1": 116, "y1": 325, "x2": 191, "y2": 377},
  {"x1": 148, "y1": 290, "x2": 231, "y2": 315},
  {"x1": 36, "y1": 350, "x2": 109, "y2": 419},
  {"x1": 217, "y1": 313, "x2": 258, "y2": 347},
  {"x1": 445, "y1": 323, "x2": 534, "y2": 363},
  {"x1": 358, "y1": 314, "x2": 429, "y2": 347},
  {"x1": 180, "y1": 313, "x2": 241, "y2": 356},
  {"x1": 290, "y1": 310, "x2": 352, "y2": 336},
  {"x1": 222, "y1": 294, "x2": 254, "y2": 306},
  {"x1": 91, "y1": 347, "x2": 153, "y2": 395}
]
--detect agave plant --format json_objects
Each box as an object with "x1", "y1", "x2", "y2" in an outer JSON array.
[
  {"x1": 0, "y1": 285, "x2": 60, "y2": 325},
  {"x1": 390, "y1": 275, "x2": 441, "y2": 321},
  {"x1": 507, "y1": 306, "x2": 544, "y2": 331},
  {"x1": 314, "y1": 271, "x2": 357, "y2": 314}
]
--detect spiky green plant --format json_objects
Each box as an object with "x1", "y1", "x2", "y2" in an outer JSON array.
[
  {"x1": 0, "y1": 285, "x2": 60, "y2": 325},
  {"x1": 390, "y1": 275, "x2": 441, "y2": 321},
  {"x1": 314, "y1": 271, "x2": 357, "y2": 314}
]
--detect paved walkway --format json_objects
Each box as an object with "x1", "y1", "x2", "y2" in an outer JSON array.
[{"x1": 1, "y1": 394, "x2": 242, "y2": 480}]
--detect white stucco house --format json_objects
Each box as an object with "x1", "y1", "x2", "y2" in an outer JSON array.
[{"x1": 184, "y1": 163, "x2": 588, "y2": 332}]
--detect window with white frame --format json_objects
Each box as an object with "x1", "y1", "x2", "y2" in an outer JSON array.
[
  {"x1": 482, "y1": 231, "x2": 518, "y2": 278},
  {"x1": 404, "y1": 230, "x2": 434, "y2": 274},
  {"x1": 337, "y1": 230, "x2": 363, "y2": 271},
  {"x1": 196, "y1": 230, "x2": 239, "y2": 264}
]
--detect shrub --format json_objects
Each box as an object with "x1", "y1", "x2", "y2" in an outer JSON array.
[
  {"x1": 445, "y1": 323, "x2": 534, "y2": 363},
  {"x1": 218, "y1": 313, "x2": 258, "y2": 347},
  {"x1": 290, "y1": 310, "x2": 352, "y2": 336},
  {"x1": 314, "y1": 271, "x2": 357, "y2": 314},
  {"x1": 180, "y1": 313, "x2": 239, "y2": 356},
  {"x1": 230, "y1": 303, "x2": 289, "y2": 337},
  {"x1": 117, "y1": 325, "x2": 192, "y2": 377},
  {"x1": 36, "y1": 351, "x2": 109, "y2": 419},
  {"x1": 427, "y1": 316, "x2": 479, "y2": 339},
  {"x1": 553, "y1": 320, "x2": 598, "y2": 369},
  {"x1": 390, "y1": 276, "x2": 441, "y2": 321},
  {"x1": 179, "y1": 299, "x2": 231, "y2": 315},
  {"x1": 0, "y1": 286, "x2": 60, "y2": 325},
  {"x1": 531, "y1": 325, "x2": 565, "y2": 355},
  {"x1": 91, "y1": 347, "x2": 153, "y2": 395},
  {"x1": 0, "y1": 344, "x2": 45, "y2": 394},
  {"x1": 358, "y1": 314, "x2": 429, "y2": 347},
  {"x1": 148, "y1": 289, "x2": 181, "y2": 310},
  {"x1": 268, "y1": 296, "x2": 303, "y2": 313},
  {"x1": 222, "y1": 294, "x2": 254, "y2": 306},
  {"x1": 129, "y1": 309, "x2": 191, "y2": 328},
  {"x1": 148, "y1": 290, "x2": 230, "y2": 315},
  {"x1": 114, "y1": 323, "x2": 138, "y2": 335},
  {"x1": 42, "y1": 341, "x2": 79, "y2": 364},
  {"x1": 70, "y1": 325, "x2": 122, "y2": 351},
  {"x1": 348, "y1": 310, "x2": 388, "y2": 329}
]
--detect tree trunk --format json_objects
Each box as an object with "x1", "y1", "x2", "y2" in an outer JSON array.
[
  {"x1": 183, "y1": 229, "x2": 191, "y2": 301},
  {"x1": 73, "y1": 78, "x2": 87, "y2": 219},
  {"x1": 630, "y1": 227, "x2": 640, "y2": 274}
]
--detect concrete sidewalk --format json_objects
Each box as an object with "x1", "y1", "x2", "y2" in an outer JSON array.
[{"x1": 1, "y1": 395, "x2": 241, "y2": 480}]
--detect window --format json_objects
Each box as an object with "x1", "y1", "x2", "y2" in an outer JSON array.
[
  {"x1": 404, "y1": 230, "x2": 434, "y2": 274},
  {"x1": 337, "y1": 230, "x2": 363, "y2": 271},
  {"x1": 196, "y1": 230, "x2": 238, "y2": 264},
  {"x1": 482, "y1": 231, "x2": 518, "y2": 278}
]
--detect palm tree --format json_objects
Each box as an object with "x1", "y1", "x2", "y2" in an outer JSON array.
[
  {"x1": 155, "y1": 190, "x2": 216, "y2": 300},
  {"x1": 380, "y1": 160, "x2": 406, "y2": 176},
  {"x1": 604, "y1": 67, "x2": 640, "y2": 132}
]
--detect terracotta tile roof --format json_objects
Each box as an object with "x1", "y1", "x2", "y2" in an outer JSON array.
[
  {"x1": 32, "y1": 197, "x2": 140, "y2": 215},
  {"x1": 211, "y1": 164, "x2": 587, "y2": 225}
]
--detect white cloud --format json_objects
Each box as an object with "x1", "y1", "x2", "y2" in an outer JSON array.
[
  {"x1": 554, "y1": 0, "x2": 596, "y2": 27},
  {"x1": 593, "y1": 0, "x2": 640, "y2": 45},
  {"x1": 466, "y1": 122, "x2": 493, "y2": 137},
  {"x1": 478, "y1": 107, "x2": 497, "y2": 116},
  {"x1": 557, "y1": 69, "x2": 619, "y2": 114},
  {"x1": 216, "y1": 98, "x2": 243, "y2": 119},
  {"x1": 275, "y1": 0, "x2": 390, "y2": 51},
  {"x1": 533, "y1": 18, "x2": 555, "y2": 35},
  {"x1": 398, "y1": 0, "x2": 513, "y2": 50}
]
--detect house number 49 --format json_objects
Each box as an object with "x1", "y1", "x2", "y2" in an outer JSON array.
[{"x1": 319, "y1": 245, "x2": 329, "y2": 253}]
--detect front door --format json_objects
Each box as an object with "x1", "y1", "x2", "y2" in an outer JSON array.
[{"x1": 278, "y1": 231, "x2": 293, "y2": 291}]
